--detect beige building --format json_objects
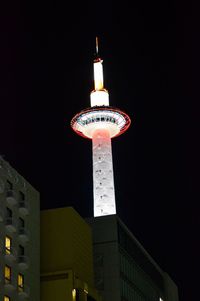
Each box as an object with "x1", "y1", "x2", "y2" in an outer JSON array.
[
  {"x1": 40, "y1": 207, "x2": 102, "y2": 301},
  {"x1": 0, "y1": 157, "x2": 40, "y2": 301}
]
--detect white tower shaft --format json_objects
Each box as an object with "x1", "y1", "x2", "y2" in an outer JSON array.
[{"x1": 92, "y1": 128, "x2": 116, "y2": 217}]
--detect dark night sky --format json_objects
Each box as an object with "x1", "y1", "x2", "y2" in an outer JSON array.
[{"x1": 0, "y1": 1, "x2": 200, "y2": 300}]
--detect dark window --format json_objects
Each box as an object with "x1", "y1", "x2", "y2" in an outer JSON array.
[
  {"x1": 6, "y1": 208, "x2": 12, "y2": 218},
  {"x1": 19, "y1": 218, "x2": 25, "y2": 228},
  {"x1": 87, "y1": 296, "x2": 96, "y2": 301},
  {"x1": 76, "y1": 290, "x2": 80, "y2": 301},
  {"x1": 19, "y1": 245, "x2": 24, "y2": 256},
  {"x1": 6, "y1": 180, "x2": 13, "y2": 190},
  {"x1": 19, "y1": 191, "x2": 25, "y2": 201}
]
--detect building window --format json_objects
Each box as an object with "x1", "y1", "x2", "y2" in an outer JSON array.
[
  {"x1": 72, "y1": 288, "x2": 76, "y2": 300},
  {"x1": 4, "y1": 296, "x2": 10, "y2": 301},
  {"x1": 5, "y1": 236, "x2": 12, "y2": 254},
  {"x1": 19, "y1": 217, "x2": 25, "y2": 228},
  {"x1": 19, "y1": 191, "x2": 25, "y2": 201},
  {"x1": 5, "y1": 265, "x2": 11, "y2": 284},
  {"x1": 18, "y1": 273, "x2": 24, "y2": 292},
  {"x1": 6, "y1": 180, "x2": 13, "y2": 190},
  {"x1": 6, "y1": 208, "x2": 12, "y2": 218},
  {"x1": 19, "y1": 245, "x2": 24, "y2": 256}
]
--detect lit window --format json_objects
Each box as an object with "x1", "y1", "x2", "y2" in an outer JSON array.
[
  {"x1": 72, "y1": 289, "x2": 76, "y2": 300},
  {"x1": 160, "y1": 298, "x2": 164, "y2": 301},
  {"x1": 5, "y1": 265, "x2": 11, "y2": 283},
  {"x1": 18, "y1": 273, "x2": 24, "y2": 292},
  {"x1": 4, "y1": 296, "x2": 10, "y2": 301},
  {"x1": 5, "y1": 236, "x2": 11, "y2": 254}
]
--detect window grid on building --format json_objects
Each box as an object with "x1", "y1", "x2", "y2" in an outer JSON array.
[
  {"x1": 119, "y1": 251, "x2": 159, "y2": 301},
  {"x1": 120, "y1": 278, "x2": 148, "y2": 301},
  {"x1": 118, "y1": 223, "x2": 164, "y2": 292}
]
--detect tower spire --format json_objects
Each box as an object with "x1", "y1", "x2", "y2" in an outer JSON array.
[
  {"x1": 93, "y1": 37, "x2": 105, "y2": 94},
  {"x1": 96, "y1": 36, "x2": 99, "y2": 56}
]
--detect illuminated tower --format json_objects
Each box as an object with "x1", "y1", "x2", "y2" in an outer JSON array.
[{"x1": 71, "y1": 38, "x2": 131, "y2": 217}]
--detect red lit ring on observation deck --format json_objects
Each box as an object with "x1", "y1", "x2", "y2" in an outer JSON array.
[{"x1": 71, "y1": 106, "x2": 131, "y2": 139}]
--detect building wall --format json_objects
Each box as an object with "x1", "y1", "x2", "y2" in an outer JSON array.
[
  {"x1": 41, "y1": 207, "x2": 101, "y2": 301},
  {"x1": 41, "y1": 270, "x2": 74, "y2": 301},
  {"x1": 117, "y1": 220, "x2": 164, "y2": 301},
  {"x1": 41, "y1": 269, "x2": 100, "y2": 301},
  {"x1": 163, "y1": 272, "x2": 179, "y2": 301},
  {"x1": 87, "y1": 215, "x2": 179, "y2": 301},
  {"x1": 0, "y1": 157, "x2": 40, "y2": 301},
  {"x1": 86, "y1": 215, "x2": 121, "y2": 301},
  {"x1": 119, "y1": 249, "x2": 161, "y2": 301},
  {"x1": 42, "y1": 277, "x2": 73, "y2": 300}
]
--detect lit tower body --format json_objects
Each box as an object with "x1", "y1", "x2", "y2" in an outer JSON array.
[{"x1": 71, "y1": 39, "x2": 131, "y2": 217}]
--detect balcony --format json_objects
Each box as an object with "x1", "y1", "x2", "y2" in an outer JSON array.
[
  {"x1": 18, "y1": 255, "x2": 29, "y2": 270},
  {"x1": 18, "y1": 228, "x2": 29, "y2": 243},
  {"x1": 18, "y1": 285, "x2": 29, "y2": 299},
  {"x1": 6, "y1": 190, "x2": 17, "y2": 206},
  {"x1": 4, "y1": 279, "x2": 15, "y2": 292},
  {"x1": 5, "y1": 217, "x2": 17, "y2": 232},
  {"x1": 18, "y1": 200, "x2": 29, "y2": 216}
]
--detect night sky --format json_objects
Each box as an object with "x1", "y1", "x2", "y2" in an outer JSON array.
[{"x1": 1, "y1": 1, "x2": 200, "y2": 300}]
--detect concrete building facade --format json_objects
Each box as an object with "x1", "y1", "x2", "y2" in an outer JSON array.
[
  {"x1": 87, "y1": 215, "x2": 179, "y2": 301},
  {"x1": 0, "y1": 157, "x2": 40, "y2": 301},
  {"x1": 40, "y1": 207, "x2": 102, "y2": 301}
]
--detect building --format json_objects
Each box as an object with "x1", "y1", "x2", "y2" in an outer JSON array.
[
  {"x1": 40, "y1": 207, "x2": 102, "y2": 301},
  {"x1": 0, "y1": 157, "x2": 40, "y2": 301},
  {"x1": 71, "y1": 38, "x2": 131, "y2": 217},
  {"x1": 86, "y1": 215, "x2": 179, "y2": 301}
]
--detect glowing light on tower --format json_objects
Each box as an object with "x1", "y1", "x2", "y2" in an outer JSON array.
[{"x1": 71, "y1": 38, "x2": 131, "y2": 217}]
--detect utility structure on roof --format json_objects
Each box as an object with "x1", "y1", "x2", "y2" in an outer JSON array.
[{"x1": 71, "y1": 38, "x2": 131, "y2": 217}]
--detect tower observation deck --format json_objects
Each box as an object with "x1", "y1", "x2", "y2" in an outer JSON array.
[{"x1": 71, "y1": 38, "x2": 131, "y2": 217}]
